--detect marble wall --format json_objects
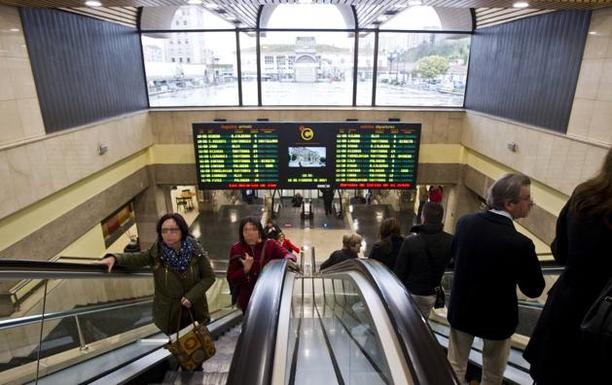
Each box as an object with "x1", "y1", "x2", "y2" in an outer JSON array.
[
  {"x1": 0, "y1": 111, "x2": 152, "y2": 221},
  {"x1": 150, "y1": 109, "x2": 464, "y2": 146},
  {"x1": 568, "y1": 7, "x2": 612, "y2": 145},
  {"x1": 462, "y1": 110, "x2": 609, "y2": 197},
  {"x1": 0, "y1": 5, "x2": 44, "y2": 145}
]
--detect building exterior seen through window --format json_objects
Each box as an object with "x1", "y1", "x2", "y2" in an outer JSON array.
[{"x1": 141, "y1": 4, "x2": 471, "y2": 107}]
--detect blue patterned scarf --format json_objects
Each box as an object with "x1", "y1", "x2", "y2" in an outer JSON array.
[{"x1": 160, "y1": 239, "x2": 194, "y2": 272}]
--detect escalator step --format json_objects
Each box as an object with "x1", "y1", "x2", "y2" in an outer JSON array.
[{"x1": 155, "y1": 371, "x2": 229, "y2": 385}]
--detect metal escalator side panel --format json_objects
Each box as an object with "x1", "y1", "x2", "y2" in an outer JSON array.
[
  {"x1": 317, "y1": 272, "x2": 411, "y2": 385},
  {"x1": 321, "y1": 259, "x2": 461, "y2": 385},
  {"x1": 358, "y1": 261, "x2": 461, "y2": 385},
  {"x1": 271, "y1": 272, "x2": 296, "y2": 385},
  {"x1": 227, "y1": 259, "x2": 298, "y2": 385}
]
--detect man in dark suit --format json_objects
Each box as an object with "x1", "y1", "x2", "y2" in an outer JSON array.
[
  {"x1": 320, "y1": 188, "x2": 334, "y2": 216},
  {"x1": 447, "y1": 173, "x2": 545, "y2": 385}
]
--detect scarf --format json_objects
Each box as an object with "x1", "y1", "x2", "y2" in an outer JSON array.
[{"x1": 159, "y1": 238, "x2": 194, "y2": 272}]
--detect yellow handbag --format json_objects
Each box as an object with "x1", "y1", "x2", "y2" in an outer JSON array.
[{"x1": 165, "y1": 309, "x2": 216, "y2": 371}]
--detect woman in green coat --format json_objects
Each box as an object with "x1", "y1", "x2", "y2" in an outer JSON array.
[{"x1": 96, "y1": 213, "x2": 215, "y2": 334}]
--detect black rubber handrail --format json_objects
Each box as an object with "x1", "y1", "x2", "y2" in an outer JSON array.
[
  {"x1": 0, "y1": 259, "x2": 228, "y2": 279},
  {"x1": 226, "y1": 259, "x2": 299, "y2": 385},
  {"x1": 321, "y1": 259, "x2": 461, "y2": 385},
  {"x1": 0, "y1": 259, "x2": 152, "y2": 279}
]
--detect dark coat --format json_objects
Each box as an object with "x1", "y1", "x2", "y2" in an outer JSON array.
[
  {"x1": 447, "y1": 211, "x2": 545, "y2": 340},
  {"x1": 393, "y1": 223, "x2": 453, "y2": 296},
  {"x1": 524, "y1": 196, "x2": 612, "y2": 384},
  {"x1": 320, "y1": 249, "x2": 357, "y2": 271},
  {"x1": 369, "y1": 234, "x2": 404, "y2": 271},
  {"x1": 113, "y1": 236, "x2": 215, "y2": 334},
  {"x1": 264, "y1": 224, "x2": 281, "y2": 240},
  {"x1": 227, "y1": 239, "x2": 292, "y2": 311}
]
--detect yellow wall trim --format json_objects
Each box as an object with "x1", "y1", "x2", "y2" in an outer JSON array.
[
  {"x1": 464, "y1": 148, "x2": 568, "y2": 216},
  {"x1": 0, "y1": 151, "x2": 149, "y2": 252}
]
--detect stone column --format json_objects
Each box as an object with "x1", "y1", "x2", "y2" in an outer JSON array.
[
  {"x1": 443, "y1": 184, "x2": 483, "y2": 233},
  {"x1": 133, "y1": 184, "x2": 170, "y2": 250}
]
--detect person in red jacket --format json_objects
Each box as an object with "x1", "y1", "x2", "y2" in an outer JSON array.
[
  {"x1": 227, "y1": 217, "x2": 295, "y2": 311},
  {"x1": 428, "y1": 185, "x2": 443, "y2": 203},
  {"x1": 276, "y1": 232, "x2": 300, "y2": 254}
]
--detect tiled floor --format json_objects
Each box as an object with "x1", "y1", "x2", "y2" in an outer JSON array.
[
  {"x1": 190, "y1": 203, "x2": 265, "y2": 261},
  {"x1": 350, "y1": 203, "x2": 416, "y2": 257}
]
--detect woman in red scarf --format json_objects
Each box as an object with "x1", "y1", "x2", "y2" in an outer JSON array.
[{"x1": 227, "y1": 217, "x2": 295, "y2": 311}]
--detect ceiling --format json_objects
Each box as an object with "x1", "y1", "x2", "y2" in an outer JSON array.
[{"x1": 1, "y1": 0, "x2": 610, "y2": 29}]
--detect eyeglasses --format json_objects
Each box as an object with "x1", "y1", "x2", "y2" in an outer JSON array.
[{"x1": 161, "y1": 228, "x2": 181, "y2": 234}]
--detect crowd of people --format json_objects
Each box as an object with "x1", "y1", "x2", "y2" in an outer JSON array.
[{"x1": 95, "y1": 147, "x2": 611, "y2": 383}]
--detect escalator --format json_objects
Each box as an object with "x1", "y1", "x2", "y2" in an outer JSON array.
[
  {"x1": 1, "y1": 256, "x2": 556, "y2": 385},
  {"x1": 0, "y1": 260, "x2": 239, "y2": 385},
  {"x1": 426, "y1": 262, "x2": 563, "y2": 385},
  {"x1": 227, "y1": 258, "x2": 459, "y2": 385}
]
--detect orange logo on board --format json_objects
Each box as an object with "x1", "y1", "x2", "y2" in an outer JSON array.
[{"x1": 299, "y1": 125, "x2": 314, "y2": 141}]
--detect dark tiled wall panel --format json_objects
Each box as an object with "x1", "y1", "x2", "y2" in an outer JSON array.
[
  {"x1": 20, "y1": 8, "x2": 148, "y2": 133},
  {"x1": 465, "y1": 11, "x2": 590, "y2": 133}
]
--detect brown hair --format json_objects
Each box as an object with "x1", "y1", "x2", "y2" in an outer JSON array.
[
  {"x1": 342, "y1": 233, "x2": 362, "y2": 249},
  {"x1": 570, "y1": 148, "x2": 612, "y2": 228},
  {"x1": 378, "y1": 218, "x2": 401, "y2": 254}
]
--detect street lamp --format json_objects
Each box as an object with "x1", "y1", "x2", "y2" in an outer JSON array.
[{"x1": 393, "y1": 51, "x2": 400, "y2": 82}]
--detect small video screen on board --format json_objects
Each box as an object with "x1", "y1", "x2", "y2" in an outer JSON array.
[{"x1": 288, "y1": 147, "x2": 327, "y2": 168}]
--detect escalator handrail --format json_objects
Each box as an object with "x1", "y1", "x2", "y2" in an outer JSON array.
[
  {"x1": 444, "y1": 265, "x2": 564, "y2": 277},
  {"x1": 226, "y1": 259, "x2": 299, "y2": 385},
  {"x1": 321, "y1": 258, "x2": 461, "y2": 385},
  {"x1": 0, "y1": 259, "x2": 152, "y2": 279},
  {"x1": 0, "y1": 296, "x2": 153, "y2": 331},
  {"x1": 0, "y1": 259, "x2": 228, "y2": 280}
]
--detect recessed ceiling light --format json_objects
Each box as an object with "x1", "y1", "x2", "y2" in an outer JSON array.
[
  {"x1": 85, "y1": 1, "x2": 102, "y2": 6},
  {"x1": 588, "y1": 31, "x2": 598, "y2": 35},
  {"x1": 9, "y1": 28, "x2": 20, "y2": 32},
  {"x1": 408, "y1": 0, "x2": 422, "y2": 6},
  {"x1": 513, "y1": 2, "x2": 529, "y2": 8},
  {"x1": 204, "y1": 3, "x2": 219, "y2": 10},
  {"x1": 187, "y1": 0, "x2": 202, "y2": 4}
]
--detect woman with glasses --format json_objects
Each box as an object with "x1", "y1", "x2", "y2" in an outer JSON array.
[{"x1": 95, "y1": 213, "x2": 215, "y2": 334}]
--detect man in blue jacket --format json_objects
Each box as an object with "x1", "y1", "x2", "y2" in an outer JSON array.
[{"x1": 447, "y1": 173, "x2": 545, "y2": 385}]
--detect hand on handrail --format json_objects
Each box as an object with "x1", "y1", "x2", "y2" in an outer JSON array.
[{"x1": 93, "y1": 255, "x2": 116, "y2": 273}]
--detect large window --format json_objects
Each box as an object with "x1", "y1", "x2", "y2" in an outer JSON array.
[
  {"x1": 260, "y1": 32, "x2": 354, "y2": 105},
  {"x1": 140, "y1": 5, "x2": 471, "y2": 107},
  {"x1": 376, "y1": 33, "x2": 470, "y2": 107},
  {"x1": 143, "y1": 32, "x2": 238, "y2": 106}
]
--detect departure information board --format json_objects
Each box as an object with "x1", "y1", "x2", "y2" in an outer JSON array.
[
  {"x1": 336, "y1": 123, "x2": 419, "y2": 189},
  {"x1": 193, "y1": 123, "x2": 279, "y2": 189},
  {"x1": 193, "y1": 122, "x2": 421, "y2": 190}
]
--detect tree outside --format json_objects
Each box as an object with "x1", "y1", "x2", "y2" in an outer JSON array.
[{"x1": 415, "y1": 55, "x2": 449, "y2": 80}]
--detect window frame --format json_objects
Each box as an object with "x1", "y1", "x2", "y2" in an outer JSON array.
[{"x1": 139, "y1": 5, "x2": 473, "y2": 109}]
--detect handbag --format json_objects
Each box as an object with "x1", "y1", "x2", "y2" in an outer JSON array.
[
  {"x1": 165, "y1": 309, "x2": 216, "y2": 371},
  {"x1": 580, "y1": 277, "x2": 612, "y2": 357}
]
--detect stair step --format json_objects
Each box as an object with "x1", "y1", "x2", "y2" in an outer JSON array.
[{"x1": 155, "y1": 371, "x2": 228, "y2": 385}]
